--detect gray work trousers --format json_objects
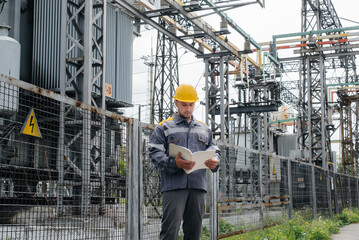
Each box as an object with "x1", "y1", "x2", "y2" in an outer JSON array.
[{"x1": 159, "y1": 188, "x2": 206, "y2": 240}]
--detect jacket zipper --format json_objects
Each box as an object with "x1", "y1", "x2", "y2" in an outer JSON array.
[{"x1": 187, "y1": 121, "x2": 192, "y2": 149}]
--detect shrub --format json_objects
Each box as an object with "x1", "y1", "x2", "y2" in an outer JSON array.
[
  {"x1": 219, "y1": 219, "x2": 236, "y2": 235},
  {"x1": 222, "y1": 208, "x2": 359, "y2": 240}
]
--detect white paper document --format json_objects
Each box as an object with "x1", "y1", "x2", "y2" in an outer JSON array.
[{"x1": 169, "y1": 143, "x2": 215, "y2": 174}]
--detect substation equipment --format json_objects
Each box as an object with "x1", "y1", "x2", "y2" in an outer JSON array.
[{"x1": 0, "y1": 0, "x2": 358, "y2": 232}]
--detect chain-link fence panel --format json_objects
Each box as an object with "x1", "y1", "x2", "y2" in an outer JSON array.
[
  {"x1": 141, "y1": 125, "x2": 162, "y2": 239},
  {"x1": 291, "y1": 162, "x2": 312, "y2": 214},
  {"x1": 0, "y1": 75, "x2": 129, "y2": 239},
  {"x1": 217, "y1": 144, "x2": 290, "y2": 238},
  {"x1": 2, "y1": 75, "x2": 359, "y2": 239},
  {"x1": 343, "y1": 175, "x2": 351, "y2": 209},
  {"x1": 315, "y1": 167, "x2": 331, "y2": 216},
  {"x1": 350, "y1": 177, "x2": 358, "y2": 208},
  {"x1": 336, "y1": 173, "x2": 345, "y2": 212}
]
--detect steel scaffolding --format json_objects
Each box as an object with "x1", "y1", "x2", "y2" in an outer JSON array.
[
  {"x1": 59, "y1": 0, "x2": 107, "y2": 216},
  {"x1": 151, "y1": 18, "x2": 179, "y2": 124},
  {"x1": 296, "y1": 0, "x2": 358, "y2": 169}
]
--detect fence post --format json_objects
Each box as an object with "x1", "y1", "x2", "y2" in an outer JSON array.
[
  {"x1": 56, "y1": 102, "x2": 65, "y2": 215},
  {"x1": 82, "y1": 110, "x2": 91, "y2": 216},
  {"x1": 210, "y1": 171, "x2": 219, "y2": 240},
  {"x1": 348, "y1": 175, "x2": 352, "y2": 209},
  {"x1": 100, "y1": 115, "x2": 106, "y2": 215},
  {"x1": 326, "y1": 170, "x2": 333, "y2": 217},
  {"x1": 288, "y1": 159, "x2": 293, "y2": 219},
  {"x1": 138, "y1": 122, "x2": 144, "y2": 238},
  {"x1": 333, "y1": 173, "x2": 339, "y2": 214},
  {"x1": 340, "y1": 175, "x2": 345, "y2": 211},
  {"x1": 259, "y1": 154, "x2": 264, "y2": 228},
  {"x1": 127, "y1": 118, "x2": 142, "y2": 240},
  {"x1": 357, "y1": 178, "x2": 359, "y2": 209},
  {"x1": 311, "y1": 165, "x2": 317, "y2": 219}
]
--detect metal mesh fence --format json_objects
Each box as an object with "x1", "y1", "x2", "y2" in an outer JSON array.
[
  {"x1": 351, "y1": 177, "x2": 358, "y2": 208},
  {"x1": 141, "y1": 125, "x2": 162, "y2": 239},
  {"x1": 1, "y1": 74, "x2": 359, "y2": 239},
  {"x1": 315, "y1": 167, "x2": 330, "y2": 216},
  {"x1": 216, "y1": 145, "x2": 290, "y2": 238},
  {"x1": 0, "y1": 76, "x2": 128, "y2": 239}
]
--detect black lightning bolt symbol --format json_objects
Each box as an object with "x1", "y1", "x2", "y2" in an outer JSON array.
[{"x1": 29, "y1": 116, "x2": 35, "y2": 133}]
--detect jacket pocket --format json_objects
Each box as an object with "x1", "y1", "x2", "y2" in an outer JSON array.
[
  {"x1": 197, "y1": 134, "x2": 209, "y2": 146},
  {"x1": 167, "y1": 135, "x2": 179, "y2": 143}
]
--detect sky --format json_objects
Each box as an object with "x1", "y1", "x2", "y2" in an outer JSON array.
[{"x1": 127, "y1": 0, "x2": 359, "y2": 123}]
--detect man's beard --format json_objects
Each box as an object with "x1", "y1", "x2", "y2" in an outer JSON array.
[{"x1": 179, "y1": 112, "x2": 192, "y2": 119}]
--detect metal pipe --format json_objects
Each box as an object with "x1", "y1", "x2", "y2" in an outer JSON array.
[
  {"x1": 272, "y1": 25, "x2": 359, "y2": 59},
  {"x1": 320, "y1": 54, "x2": 327, "y2": 169}
]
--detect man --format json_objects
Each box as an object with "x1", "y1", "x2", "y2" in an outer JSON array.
[{"x1": 148, "y1": 84, "x2": 220, "y2": 240}]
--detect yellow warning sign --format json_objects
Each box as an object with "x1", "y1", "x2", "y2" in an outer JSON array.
[
  {"x1": 105, "y1": 83, "x2": 112, "y2": 97},
  {"x1": 21, "y1": 109, "x2": 42, "y2": 138},
  {"x1": 270, "y1": 156, "x2": 281, "y2": 182}
]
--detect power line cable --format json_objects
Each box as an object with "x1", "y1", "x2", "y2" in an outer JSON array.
[
  {"x1": 134, "y1": 60, "x2": 203, "y2": 75},
  {"x1": 340, "y1": 17, "x2": 359, "y2": 24}
]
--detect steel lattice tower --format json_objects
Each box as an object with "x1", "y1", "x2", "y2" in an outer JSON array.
[
  {"x1": 59, "y1": 0, "x2": 106, "y2": 216},
  {"x1": 298, "y1": 0, "x2": 357, "y2": 169},
  {"x1": 151, "y1": 18, "x2": 179, "y2": 124},
  {"x1": 204, "y1": 56, "x2": 232, "y2": 198},
  {"x1": 145, "y1": 17, "x2": 180, "y2": 217}
]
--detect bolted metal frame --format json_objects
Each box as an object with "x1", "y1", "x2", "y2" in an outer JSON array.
[
  {"x1": 204, "y1": 56, "x2": 232, "y2": 239},
  {"x1": 151, "y1": 18, "x2": 179, "y2": 124},
  {"x1": 341, "y1": 102, "x2": 354, "y2": 174},
  {"x1": 298, "y1": 0, "x2": 346, "y2": 167},
  {"x1": 59, "y1": 0, "x2": 106, "y2": 216},
  {"x1": 300, "y1": 54, "x2": 331, "y2": 167},
  {"x1": 204, "y1": 56, "x2": 232, "y2": 199}
]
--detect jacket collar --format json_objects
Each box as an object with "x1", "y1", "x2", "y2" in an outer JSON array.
[{"x1": 173, "y1": 113, "x2": 201, "y2": 126}]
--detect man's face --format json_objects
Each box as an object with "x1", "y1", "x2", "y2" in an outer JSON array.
[{"x1": 175, "y1": 100, "x2": 195, "y2": 120}]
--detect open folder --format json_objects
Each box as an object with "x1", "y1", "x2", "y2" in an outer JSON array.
[{"x1": 169, "y1": 143, "x2": 215, "y2": 174}]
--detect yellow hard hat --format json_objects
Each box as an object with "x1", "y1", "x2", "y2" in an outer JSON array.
[{"x1": 173, "y1": 84, "x2": 199, "y2": 102}]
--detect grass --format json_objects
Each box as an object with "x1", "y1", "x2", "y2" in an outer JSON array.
[{"x1": 221, "y1": 208, "x2": 359, "y2": 240}]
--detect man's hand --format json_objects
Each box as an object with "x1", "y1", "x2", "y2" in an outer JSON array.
[
  {"x1": 175, "y1": 152, "x2": 195, "y2": 171},
  {"x1": 205, "y1": 158, "x2": 219, "y2": 170}
]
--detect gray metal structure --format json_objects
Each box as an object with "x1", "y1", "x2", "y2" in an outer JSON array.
[
  {"x1": 30, "y1": 1, "x2": 133, "y2": 106},
  {"x1": 0, "y1": 0, "x2": 136, "y2": 222},
  {"x1": 298, "y1": 0, "x2": 333, "y2": 167},
  {"x1": 59, "y1": 0, "x2": 107, "y2": 216},
  {"x1": 0, "y1": 73, "x2": 357, "y2": 239},
  {"x1": 151, "y1": 18, "x2": 179, "y2": 124},
  {"x1": 106, "y1": 4, "x2": 134, "y2": 108},
  {"x1": 2, "y1": 0, "x2": 359, "y2": 239},
  {"x1": 296, "y1": 0, "x2": 358, "y2": 170},
  {"x1": 338, "y1": 92, "x2": 359, "y2": 174}
]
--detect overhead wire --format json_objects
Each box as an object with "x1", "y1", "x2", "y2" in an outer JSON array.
[{"x1": 133, "y1": 60, "x2": 203, "y2": 75}]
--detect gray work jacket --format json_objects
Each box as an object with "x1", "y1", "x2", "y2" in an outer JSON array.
[{"x1": 148, "y1": 113, "x2": 220, "y2": 193}]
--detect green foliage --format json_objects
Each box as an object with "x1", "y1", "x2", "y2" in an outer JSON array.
[
  {"x1": 179, "y1": 219, "x2": 236, "y2": 239},
  {"x1": 219, "y1": 219, "x2": 236, "y2": 235},
  {"x1": 334, "y1": 208, "x2": 359, "y2": 226},
  {"x1": 222, "y1": 208, "x2": 359, "y2": 240},
  {"x1": 201, "y1": 225, "x2": 210, "y2": 239},
  {"x1": 284, "y1": 220, "x2": 303, "y2": 239},
  {"x1": 118, "y1": 160, "x2": 126, "y2": 176},
  {"x1": 200, "y1": 219, "x2": 236, "y2": 239}
]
